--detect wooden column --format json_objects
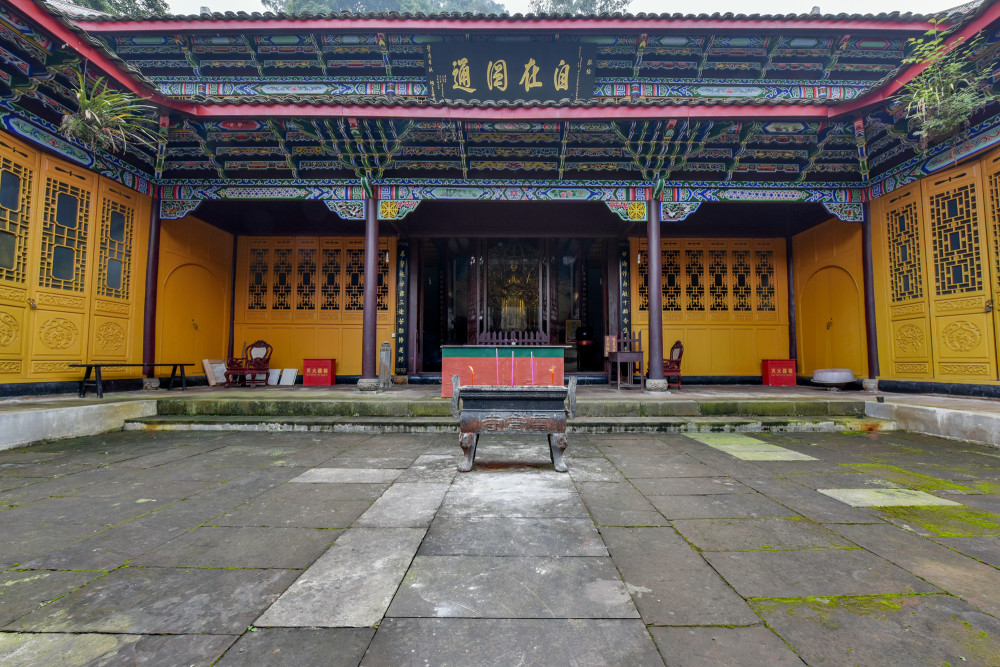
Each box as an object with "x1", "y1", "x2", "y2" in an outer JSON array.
[
  {"x1": 861, "y1": 202, "x2": 880, "y2": 378},
  {"x1": 362, "y1": 193, "x2": 379, "y2": 379},
  {"x1": 786, "y1": 237, "x2": 797, "y2": 362},
  {"x1": 142, "y1": 196, "x2": 161, "y2": 378},
  {"x1": 647, "y1": 201, "x2": 664, "y2": 380}
]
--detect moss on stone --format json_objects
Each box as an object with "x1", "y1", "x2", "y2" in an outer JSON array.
[
  {"x1": 750, "y1": 594, "x2": 906, "y2": 621},
  {"x1": 874, "y1": 505, "x2": 1000, "y2": 537},
  {"x1": 844, "y1": 463, "x2": 976, "y2": 494}
]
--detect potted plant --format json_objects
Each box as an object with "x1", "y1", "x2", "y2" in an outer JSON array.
[
  {"x1": 59, "y1": 69, "x2": 157, "y2": 154},
  {"x1": 897, "y1": 20, "x2": 992, "y2": 151}
]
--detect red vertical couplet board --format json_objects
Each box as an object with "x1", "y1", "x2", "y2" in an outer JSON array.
[
  {"x1": 441, "y1": 346, "x2": 566, "y2": 397},
  {"x1": 761, "y1": 359, "x2": 796, "y2": 386}
]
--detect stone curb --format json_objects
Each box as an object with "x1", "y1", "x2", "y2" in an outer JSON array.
[
  {"x1": 866, "y1": 400, "x2": 1000, "y2": 449},
  {"x1": 0, "y1": 400, "x2": 158, "y2": 451}
]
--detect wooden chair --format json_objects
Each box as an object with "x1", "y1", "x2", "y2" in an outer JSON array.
[
  {"x1": 663, "y1": 339, "x2": 684, "y2": 389},
  {"x1": 607, "y1": 331, "x2": 644, "y2": 391},
  {"x1": 224, "y1": 340, "x2": 273, "y2": 388}
]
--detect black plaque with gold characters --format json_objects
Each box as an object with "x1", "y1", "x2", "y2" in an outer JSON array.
[{"x1": 426, "y1": 41, "x2": 596, "y2": 103}]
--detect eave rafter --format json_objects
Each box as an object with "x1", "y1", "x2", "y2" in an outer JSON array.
[{"x1": 795, "y1": 122, "x2": 837, "y2": 183}]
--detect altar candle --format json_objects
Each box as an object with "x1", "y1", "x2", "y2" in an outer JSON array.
[
  {"x1": 468, "y1": 365, "x2": 474, "y2": 385},
  {"x1": 511, "y1": 350, "x2": 515, "y2": 387},
  {"x1": 550, "y1": 366, "x2": 555, "y2": 385},
  {"x1": 496, "y1": 348, "x2": 500, "y2": 385},
  {"x1": 531, "y1": 352, "x2": 535, "y2": 386}
]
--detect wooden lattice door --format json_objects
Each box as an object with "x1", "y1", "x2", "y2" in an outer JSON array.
[{"x1": 922, "y1": 164, "x2": 997, "y2": 381}]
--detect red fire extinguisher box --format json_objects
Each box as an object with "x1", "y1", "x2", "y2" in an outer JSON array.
[
  {"x1": 303, "y1": 358, "x2": 336, "y2": 386},
  {"x1": 762, "y1": 359, "x2": 796, "y2": 386}
]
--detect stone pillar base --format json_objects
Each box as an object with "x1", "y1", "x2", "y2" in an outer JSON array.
[
  {"x1": 357, "y1": 378, "x2": 380, "y2": 392},
  {"x1": 861, "y1": 378, "x2": 879, "y2": 393},
  {"x1": 646, "y1": 379, "x2": 670, "y2": 393},
  {"x1": 142, "y1": 378, "x2": 159, "y2": 391}
]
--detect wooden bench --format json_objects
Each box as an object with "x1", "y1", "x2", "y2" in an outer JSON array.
[
  {"x1": 450, "y1": 375, "x2": 578, "y2": 473},
  {"x1": 69, "y1": 363, "x2": 193, "y2": 399}
]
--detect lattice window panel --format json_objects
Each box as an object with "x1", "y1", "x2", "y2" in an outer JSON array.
[
  {"x1": 929, "y1": 184, "x2": 982, "y2": 296},
  {"x1": 887, "y1": 200, "x2": 923, "y2": 302},
  {"x1": 38, "y1": 177, "x2": 90, "y2": 292},
  {"x1": 662, "y1": 249, "x2": 681, "y2": 311},
  {"x1": 271, "y1": 248, "x2": 293, "y2": 310},
  {"x1": 708, "y1": 249, "x2": 728, "y2": 311},
  {"x1": 320, "y1": 245, "x2": 342, "y2": 311},
  {"x1": 96, "y1": 198, "x2": 134, "y2": 300},
  {"x1": 296, "y1": 247, "x2": 316, "y2": 310},
  {"x1": 344, "y1": 247, "x2": 365, "y2": 310},
  {"x1": 248, "y1": 248, "x2": 269, "y2": 311},
  {"x1": 377, "y1": 245, "x2": 390, "y2": 311},
  {"x1": 0, "y1": 157, "x2": 32, "y2": 284},
  {"x1": 754, "y1": 250, "x2": 775, "y2": 311},
  {"x1": 635, "y1": 248, "x2": 649, "y2": 311},
  {"x1": 684, "y1": 249, "x2": 705, "y2": 311},
  {"x1": 990, "y1": 171, "x2": 1000, "y2": 297},
  {"x1": 732, "y1": 250, "x2": 752, "y2": 311}
]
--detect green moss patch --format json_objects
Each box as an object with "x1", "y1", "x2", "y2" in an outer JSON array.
[
  {"x1": 750, "y1": 594, "x2": 906, "y2": 621},
  {"x1": 874, "y1": 505, "x2": 1000, "y2": 537},
  {"x1": 843, "y1": 463, "x2": 976, "y2": 494}
]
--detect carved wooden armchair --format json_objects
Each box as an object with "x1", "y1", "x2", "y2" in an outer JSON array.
[
  {"x1": 663, "y1": 339, "x2": 684, "y2": 389},
  {"x1": 224, "y1": 340, "x2": 273, "y2": 388}
]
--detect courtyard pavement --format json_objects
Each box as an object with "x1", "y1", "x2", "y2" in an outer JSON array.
[{"x1": 2, "y1": 425, "x2": 1000, "y2": 664}]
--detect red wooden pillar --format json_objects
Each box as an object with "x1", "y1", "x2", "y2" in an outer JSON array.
[
  {"x1": 647, "y1": 200, "x2": 664, "y2": 381},
  {"x1": 362, "y1": 193, "x2": 379, "y2": 379},
  {"x1": 142, "y1": 195, "x2": 161, "y2": 378}
]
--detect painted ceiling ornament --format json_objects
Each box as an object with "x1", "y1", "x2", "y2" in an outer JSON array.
[
  {"x1": 895, "y1": 323, "x2": 923, "y2": 352},
  {"x1": 0, "y1": 312, "x2": 18, "y2": 348},
  {"x1": 39, "y1": 317, "x2": 78, "y2": 350},
  {"x1": 360, "y1": 175, "x2": 375, "y2": 199},
  {"x1": 942, "y1": 320, "x2": 982, "y2": 352}
]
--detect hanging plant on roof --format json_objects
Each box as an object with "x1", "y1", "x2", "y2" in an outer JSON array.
[
  {"x1": 897, "y1": 20, "x2": 993, "y2": 151},
  {"x1": 59, "y1": 70, "x2": 157, "y2": 154}
]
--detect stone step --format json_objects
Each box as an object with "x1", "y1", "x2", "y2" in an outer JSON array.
[
  {"x1": 124, "y1": 414, "x2": 894, "y2": 434},
  {"x1": 152, "y1": 397, "x2": 868, "y2": 419}
]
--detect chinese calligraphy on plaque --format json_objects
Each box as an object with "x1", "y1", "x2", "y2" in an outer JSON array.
[{"x1": 426, "y1": 42, "x2": 596, "y2": 103}]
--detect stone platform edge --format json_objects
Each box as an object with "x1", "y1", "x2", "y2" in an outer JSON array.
[
  {"x1": 866, "y1": 400, "x2": 1000, "y2": 449},
  {"x1": 0, "y1": 400, "x2": 158, "y2": 451}
]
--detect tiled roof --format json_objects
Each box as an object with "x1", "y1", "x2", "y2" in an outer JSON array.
[{"x1": 68, "y1": 10, "x2": 946, "y2": 23}]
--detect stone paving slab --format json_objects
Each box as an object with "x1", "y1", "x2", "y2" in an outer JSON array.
[
  {"x1": 631, "y1": 476, "x2": 751, "y2": 495},
  {"x1": 703, "y1": 548, "x2": 942, "y2": 598},
  {"x1": 216, "y1": 628, "x2": 374, "y2": 666},
  {"x1": 132, "y1": 526, "x2": 341, "y2": 568},
  {"x1": 818, "y1": 487, "x2": 962, "y2": 507},
  {"x1": 418, "y1": 517, "x2": 607, "y2": 556},
  {"x1": 0, "y1": 523, "x2": 106, "y2": 565},
  {"x1": 831, "y1": 523, "x2": 1000, "y2": 618},
  {"x1": 0, "y1": 570, "x2": 102, "y2": 626},
  {"x1": 934, "y1": 535, "x2": 1000, "y2": 567},
  {"x1": 649, "y1": 626, "x2": 804, "y2": 666},
  {"x1": 0, "y1": 632, "x2": 237, "y2": 667},
  {"x1": 257, "y1": 481, "x2": 390, "y2": 501},
  {"x1": 6, "y1": 567, "x2": 298, "y2": 634},
  {"x1": 291, "y1": 467, "x2": 403, "y2": 484},
  {"x1": 601, "y1": 526, "x2": 759, "y2": 626},
  {"x1": 671, "y1": 517, "x2": 856, "y2": 552},
  {"x1": 21, "y1": 521, "x2": 193, "y2": 571},
  {"x1": 0, "y1": 495, "x2": 168, "y2": 526},
  {"x1": 363, "y1": 619, "x2": 662, "y2": 665},
  {"x1": 387, "y1": 555, "x2": 637, "y2": 619},
  {"x1": 256, "y1": 527, "x2": 426, "y2": 628},
  {"x1": 354, "y1": 482, "x2": 449, "y2": 528},
  {"x1": 206, "y1": 498, "x2": 372, "y2": 528},
  {"x1": 647, "y1": 493, "x2": 799, "y2": 520},
  {"x1": 752, "y1": 594, "x2": 1000, "y2": 666}
]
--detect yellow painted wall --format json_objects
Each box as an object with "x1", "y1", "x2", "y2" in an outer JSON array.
[
  {"x1": 156, "y1": 215, "x2": 233, "y2": 378},
  {"x1": 233, "y1": 236, "x2": 396, "y2": 376},
  {"x1": 872, "y1": 146, "x2": 1000, "y2": 383},
  {"x1": 0, "y1": 130, "x2": 151, "y2": 383},
  {"x1": 792, "y1": 217, "x2": 867, "y2": 377},
  {"x1": 631, "y1": 237, "x2": 788, "y2": 375}
]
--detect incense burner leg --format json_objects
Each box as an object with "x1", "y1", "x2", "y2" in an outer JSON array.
[
  {"x1": 548, "y1": 432, "x2": 568, "y2": 473},
  {"x1": 458, "y1": 432, "x2": 479, "y2": 472}
]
